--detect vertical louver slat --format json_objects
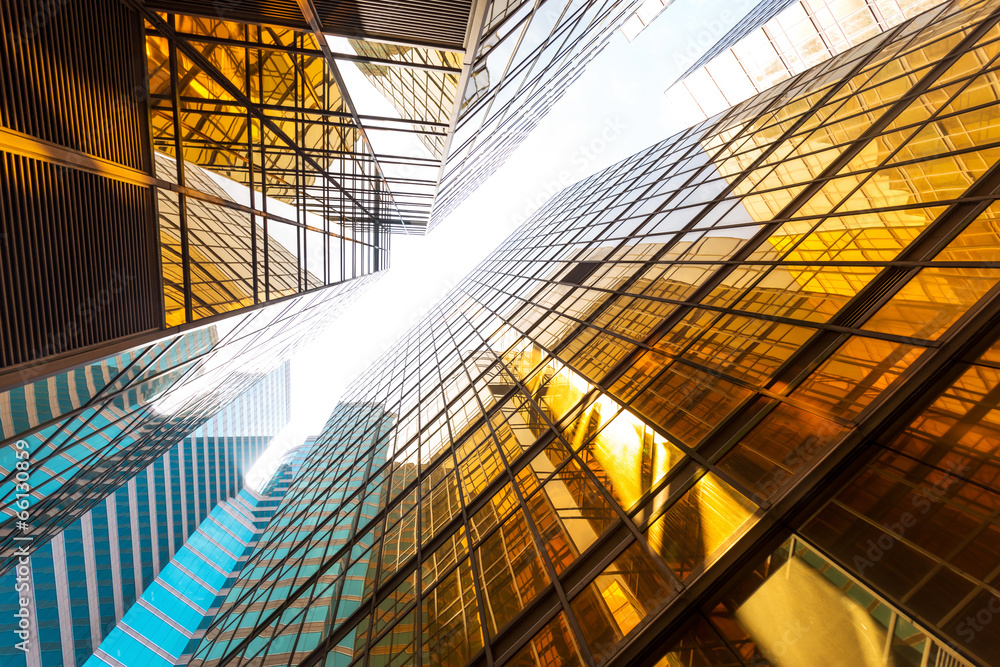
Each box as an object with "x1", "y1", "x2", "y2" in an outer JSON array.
[{"x1": 0, "y1": 0, "x2": 161, "y2": 377}]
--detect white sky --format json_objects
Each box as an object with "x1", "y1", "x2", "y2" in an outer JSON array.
[{"x1": 286, "y1": 0, "x2": 759, "y2": 436}]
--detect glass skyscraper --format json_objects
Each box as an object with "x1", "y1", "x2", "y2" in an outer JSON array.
[
  {"x1": 1, "y1": 0, "x2": 655, "y2": 394},
  {"x1": 87, "y1": 443, "x2": 306, "y2": 667},
  {"x1": 664, "y1": 0, "x2": 943, "y2": 126},
  {"x1": 187, "y1": 1, "x2": 1000, "y2": 664},
  {"x1": 428, "y1": 0, "x2": 647, "y2": 228},
  {"x1": 0, "y1": 275, "x2": 369, "y2": 576},
  {"x1": 0, "y1": 362, "x2": 292, "y2": 666}
]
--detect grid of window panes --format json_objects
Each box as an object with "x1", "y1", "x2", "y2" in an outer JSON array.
[
  {"x1": 0, "y1": 275, "x2": 373, "y2": 576},
  {"x1": 652, "y1": 535, "x2": 980, "y2": 666},
  {"x1": 349, "y1": 41, "x2": 463, "y2": 160},
  {"x1": 429, "y1": 0, "x2": 645, "y2": 229},
  {"x1": 672, "y1": 0, "x2": 800, "y2": 80},
  {"x1": 193, "y1": 2, "x2": 1000, "y2": 664},
  {"x1": 801, "y1": 334, "x2": 1000, "y2": 666},
  {"x1": 0, "y1": 365, "x2": 290, "y2": 667},
  {"x1": 665, "y1": 0, "x2": 947, "y2": 127}
]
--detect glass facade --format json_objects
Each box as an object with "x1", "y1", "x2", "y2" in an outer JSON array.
[
  {"x1": 144, "y1": 13, "x2": 399, "y2": 306},
  {"x1": 0, "y1": 275, "x2": 370, "y2": 576},
  {"x1": 0, "y1": 0, "x2": 388, "y2": 384},
  {"x1": 187, "y1": 2, "x2": 1000, "y2": 664},
  {"x1": 87, "y1": 446, "x2": 304, "y2": 667},
  {"x1": 654, "y1": 535, "x2": 975, "y2": 666},
  {"x1": 664, "y1": 0, "x2": 944, "y2": 126},
  {"x1": 428, "y1": 0, "x2": 647, "y2": 228},
  {"x1": 669, "y1": 0, "x2": 802, "y2": 79},
  {"x1": 0, "y1": 363, "x2": 291, "y2": 667},
  {"x1": 1, "y1": 0, "x2": 661, "y2": 386},
  {"x1": 348, "y1": 41, "x2": 463, "y2": 160}
]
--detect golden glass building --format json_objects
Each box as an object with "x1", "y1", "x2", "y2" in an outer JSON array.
[
  {"x1": 0, "y1": 0, "x2": 652, "y2": 395},
  {"x1": 183, "y1": 1, "x2": 1000, "y2": 664},
  {"x1": 0, "y1": 0, "x2": 394, "y2": 394}
]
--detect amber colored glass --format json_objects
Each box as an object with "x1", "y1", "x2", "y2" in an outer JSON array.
[
  {"x1": 717, "y1": 402, "x2": 847, "y2": 501},
  {"x1": 790, "y1": 336, "x2": 924, "y2": 420},
  {"x1": 475, "y1": 509, "x2": 550, "y2": 634},
  {"x1": 506, "y1": 612, "x2": 586, "y2": 667},
  {"x1": 645, "y1": 473, "x2": 757, "y2": 581},
  {"x1": 862, "y1": 267, "x2": 1000, "y2": 340},
  {"x1": 422, "y1": 558, "x2": 483, "y2": 667},
  {"x1": 571, "y1": 541, "x2": 674, "y2": 663}
]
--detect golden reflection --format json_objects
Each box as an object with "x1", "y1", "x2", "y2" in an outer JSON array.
[
  {"x1": 475, "y1": 509, "x2": 550, "y2": 634},
  {"x1": 645, "y1": 473, "x2": 756, "y2": 580},
  {"x1": 718, "y1": 403, "x2": 847, "y2": 500},
  {"x1": 506, "y1": 612, "x2": 585, "y2": 666},
  {"x1": 791, "y1": 336, "x2": 923, "y2": 420},
  {"x1": 599, "y1": 580, "x2": 642, "y2": 635},
  {"x1": 146, "y1": 17, "x2": 349, "y2": 198},
  {"x1": 773, "y1": 207, "x2": 944, "y2": 264},
  {"x1": 570, "y1": 542, "x2": 673, "y2": 663},
  {"x1": 578, "y1": 403, "x2": 684, "y2": 511},
  {"x1": 863, "y1": 267, "x2": 1000, "y2": 339},
  {"x1": 735, "y1": 556, "x2": 891, "y2": 666},
  {"x1": 422, "y1": 558, "x2": 482, "y2": 666},
  {"x1": 936, "y1": 200, "x2": 1000, "y2": 261}
]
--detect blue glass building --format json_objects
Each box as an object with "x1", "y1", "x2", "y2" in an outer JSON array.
[
  {"x1": 0, "y1": 275, "x2": 370, "y2": 574},
  {"x1": 85, "y1": 455, "x2": 301, "y2": 667},
  {"x1": 0, "y1": 363, "x2": 292, "y2": 666},
  {"x1": 191, "y1": 404, "x2": 396, "y2": 665}
]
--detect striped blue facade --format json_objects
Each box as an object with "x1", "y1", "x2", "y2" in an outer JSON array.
[
  {"x1": 0, "y1": 364, "x2": 291, "y2": 667},
  {"x1": 85, "y1": 485, "x2": 286, "y2": 666}
]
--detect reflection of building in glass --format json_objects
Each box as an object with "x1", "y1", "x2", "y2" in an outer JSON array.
[
  {"x1": 0, "y1": 364, "x2": 291, "y2": 667},
  {"x1": 86, "y1": 440, "x2": 307, "y2": 667},
  {"x1": 664, "y1": 0, "x2": 943, "y2": 126},
  {"x1": 429, "y1": 0, "x2": 647, "y2": 228},
  {"x1": 0, "y1": 0, "x2": 393, "y2": 390},
  {"x1": 0, "y1": 275, "x2": 369, "y2": 590},
  {"x1": 190, "y1": 403, "x2": 396, "y2": 665},
  {"x1": 1, "y1": 0, "x2": 656, "y2": 396},
  {"x1": 349, "y1": 41, "x2": 463, "y2": 160},
  {"x1": 153, "y1": 154, "x2": 315, "y2": 327},
  {"x1": 190, "y1": 3, "x2": 998, "y2": 664}
]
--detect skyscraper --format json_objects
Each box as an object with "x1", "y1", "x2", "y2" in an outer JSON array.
[
  {"x1": 189, "y1": 403, "x2": 396, "y2": 665},
  {"x1": 427, "y1": 0, "x2": 648, "y2": 228},
  {"x1": 187, "y1": 1, "x2": 1000, "y2": 664},
  {"x1": 0, "y1": 274, "x2": 368, "y2": 576},
  {"x1": 2, "y1": 0, "x2": 654, "y2": 399},
  {"x1": 0, "y1": 362, "x2": 292, "y2": 667},
  {"x1": 663, "y1": 0, "x2": 942, "y2": 126},
  {"x1": 87, "y1": 442, "x2": 306, "y2": 667}
]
